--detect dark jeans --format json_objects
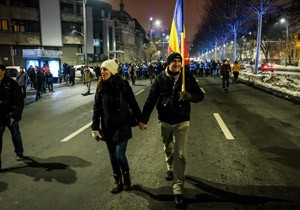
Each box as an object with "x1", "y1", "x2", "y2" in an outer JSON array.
[
  {"x1": 131, "y1": 76, "x2": 136, "y2": 85},
  {"x1": 233, "y1": 72, "x2": 239, "y2": 82},
  {"x1": 222, "y1": 77, "x2": 230, "y2": 89},
  {"x1": 0, "y1": 122, "x2": 24, "y2": 161},
  {"x1": 20, "y1": 86, "x2": 27, "y2": 98},
  {"x1": 47, "y1": 82, "x2": 53, "y2": 91},
  {"x1": 69, "y1": 76, "x2": 75, "y2": 86},
  {"x1": 36, "y1": 88, "x2": 41, "y2": 100},
  {"x1": 106, "y1": 140, "x2": 129, "y2": 176}
]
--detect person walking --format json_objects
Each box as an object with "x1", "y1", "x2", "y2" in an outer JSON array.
[
  {"x1": 139, "y1": 52, "x2": 204, "y2": 205},
  {"x1": 220, "y1": 59, "x2": 231, "y2": 92},
  {"x1": 91, "y1": 59, "x2": 141, "y2": 194},
  {"x1": 82, "y1": 67, "x2": 94, "y2": 95},
  {"x1": 232, "y1": 61, "x2": 240, "y2": 83},
  {"x1": 69, "y1": 66, "x2": 75, "y2": 86},
  {"x1": 45, "y1": 71, "x2": 54, "y2": 92},
  {"x1": 16, "y1": 67, "x2": 28, "y2": 99},
  {"x1": 0, "y1": 64, "x2": 25, "y2": 170},
  {"x1": 129, "y1": 63, "x2": 137, "y2": 85},
  {"x1": 32, "y1": 66, "x2": 43, "y2": 101},
  {"x1": 148, "y1": 63, "x2": 155, "y2": 84}
]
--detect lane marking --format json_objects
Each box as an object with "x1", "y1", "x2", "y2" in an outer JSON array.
[
  {"x1": 213, "y1": 113, "x2": 234, "y2": 140},
  {"x1": 60, "y1": 122, "x2": 92, "y2": 142},
  {"x1": 135, "y1": 89, "x2": 144, "y2": 95},
  {"x1": 201, "y1": 88, "x2": 206, "y2": 94},
  {"x1": 60, "y1": 88, "x2": 145, "y2": 142}
]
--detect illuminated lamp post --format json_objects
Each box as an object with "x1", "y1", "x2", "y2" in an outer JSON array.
[
  {"x1": 75, "y1": 0, "x2": 87, "y2": 64},
  {"x1": 280, "y1": 17, "x2": 289, "y2": 66}
]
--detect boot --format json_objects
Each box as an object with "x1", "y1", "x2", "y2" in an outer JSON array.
[
  {"x1": 123, "y1": 171, "x2": 131, "y2": 191},
  {"x1": 111, "y1": 174, "x2": 123, "y2": 194}
]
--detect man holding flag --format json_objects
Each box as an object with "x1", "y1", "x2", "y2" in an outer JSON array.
[{"x1": 139, "y1": 1, "x2": 204, "y2": 206}]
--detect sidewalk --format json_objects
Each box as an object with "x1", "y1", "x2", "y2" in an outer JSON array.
[
  {"x1": 24, "y1": 78, "x2": 152, "y2": 106},
  {"x1": 26, "y1": 84, "x2": 71, "y2": 95}
]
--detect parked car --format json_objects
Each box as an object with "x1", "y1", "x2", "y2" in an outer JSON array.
[
  {"x1": 258, "y1": 63, "x2": 274, "y2": 72},
  {"x1": 5, "y1": 66, "x2": 22, "y2": 80},
  {"x1": 240, "y1": 62, "x2": 252, "y2": 70}
]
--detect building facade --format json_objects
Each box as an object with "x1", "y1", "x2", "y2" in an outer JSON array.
[{"x1": 0, "y1": 0, "x2": 147, "y2": 74}]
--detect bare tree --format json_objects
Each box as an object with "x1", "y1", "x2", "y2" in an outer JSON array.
[{"x1": 246, "y1": 0, "x2": 279, "y2": 73}]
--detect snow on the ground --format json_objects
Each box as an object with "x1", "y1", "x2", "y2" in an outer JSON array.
[{"x1": 239, "y1": 65, "x2": 300, "y2": 98}]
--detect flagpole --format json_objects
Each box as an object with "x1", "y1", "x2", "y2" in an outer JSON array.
[{"x1": 181, "y1": 32, "x2": 185, "y2": 91}]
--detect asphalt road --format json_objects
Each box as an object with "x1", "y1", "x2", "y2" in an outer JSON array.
[{"x1": 0, "y1": 77, "x2": 299, "y2": 210}]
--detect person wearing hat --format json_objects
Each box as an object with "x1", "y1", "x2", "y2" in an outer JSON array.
[
  {"x1": 82, "y1": 66, "x2": 94, "y2": 95},
  {"x1": 91, "y1": 58, "x2": 141, "y2": 194},
  {"x1": 0, "y1": 64, "x2": 25, "y2": 170},
  {"x1": 220, "y1": 59, "x2": 232, "y2": 92},
  {"x1": 139, "y1": 52, "x2": 204, "y2": 205}
]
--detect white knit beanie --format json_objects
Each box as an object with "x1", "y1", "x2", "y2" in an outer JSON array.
[{"x1": 100, "y1": 59, "x2": 119, "y2": 75}]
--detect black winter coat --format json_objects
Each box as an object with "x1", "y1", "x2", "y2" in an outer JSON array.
[
  {"x1": 0, "y1": 75, "x2": 24, "y2": 125},
  {"x1": 91, "y1": 79, "x2": 141, "y2": 144},
  {"x1": 220, "y1": 64, "x2": 231, "y2": 78},
  {"x1": 141, "y1": 69, "x2": 204, "y2": 125}
]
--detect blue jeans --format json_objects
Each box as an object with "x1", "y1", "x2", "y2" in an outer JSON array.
[
  {"x1": 0, "y1": 122, "x2": 24, "y2": 159},
  {"x1": 106, "y1": 140, "x2": 129, "y2": 176}
]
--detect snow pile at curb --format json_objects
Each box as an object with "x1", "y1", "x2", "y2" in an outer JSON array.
[{"x1": 239, "y1": 71, "x2": 300, "y2": 99}]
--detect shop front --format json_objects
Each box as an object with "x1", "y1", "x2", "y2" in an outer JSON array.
[{"x1": 22, "y1": 49, "x2": 63, "y2": 83}]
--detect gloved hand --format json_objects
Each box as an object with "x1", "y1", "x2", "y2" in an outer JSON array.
[
  {"x1": 179, "y1": 91, "x2": 192, "y2": 101},
  {"x1": 92, "y1": 130, "x2": 103, "y2": 141}
]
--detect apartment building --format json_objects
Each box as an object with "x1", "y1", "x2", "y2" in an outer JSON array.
[{"x1": 0, "y1": 0, "x2": 147, "y2": 76}]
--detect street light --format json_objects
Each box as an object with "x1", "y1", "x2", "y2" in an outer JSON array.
[
  {"x1": 83, "y1": 0, "x2": 87, "y2": 64},
  {"x1": 72, "y1": 29, "x2": 87, "y2": 64},
  {"x1": 149, "y1": 17, "x2": 153, "y2": 43},
  {"x1": 72, "y1": 30, "x2": 84, "y2": 36},
  {"x1": 149, "y1": 17, "x2": 161, "y2": 43},
  {"x1": 280, "y1": 17, "x2": 289, "y2": 66},
  {"x1": 162, "y1": 34, "x2": 169, "y2": 60},
  {"x1": 75, "y1": 0, "x2": 87, "y2": 64}
]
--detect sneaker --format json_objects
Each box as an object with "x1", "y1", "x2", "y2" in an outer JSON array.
[
  {"x1": 175, "y1": 194, "x2": 183, "y2": 205},
  {"x1": 165, "y1": 170, "x2": 173, "y2": 181},
  {"x1": 16, "y1": 154, "x2": 24, "y2": 161}
]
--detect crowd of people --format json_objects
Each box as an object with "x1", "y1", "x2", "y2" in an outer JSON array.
[
  {"x1": 17, "y1": 64, "x2": 56, "y2": 101},
  {"x1": 1, "y1": 54, "x2": 242, "y2": 207}
]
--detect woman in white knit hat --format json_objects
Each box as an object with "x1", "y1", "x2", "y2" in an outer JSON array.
[{"x1": 91, "y1": 58, "x2": 141, "y2": 194}]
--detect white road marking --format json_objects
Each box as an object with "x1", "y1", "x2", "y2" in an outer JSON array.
[
  {"x1": 60, "y1": 88, "x2": 145, "y2": 142},
  {"x1": 135, "y1": 89, "x2": 144, "y2": 95},
  {"x1": 201, "y1": 88, "x2": 206, "y2": 94},
  {"x1": 60, "y1": 122, "x2": 92, "y2": 142},
  {"x1": 213, "y1": 113, "x2": 234, "y2": 140}
]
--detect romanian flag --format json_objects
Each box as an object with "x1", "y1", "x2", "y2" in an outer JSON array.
[{"x1": 168, "y1": 0, "x2": 189, "y2": 65}]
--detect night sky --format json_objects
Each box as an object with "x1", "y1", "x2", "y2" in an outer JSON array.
[{"x1": 105, "y1": 0, "x2": 205, "y2": 43}]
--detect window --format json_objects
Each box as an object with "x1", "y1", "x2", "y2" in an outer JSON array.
[
  {"x1": 12, "y1": 20, "x2": 25, "y2": 32},
  {"x1": 0, "y1": 19, "x2": 8, "y2": 31},
  {"x1": 61, "y1": 3, "x2": 74, "y2": 13},
  {"x1": 11, "y1": 19, "x2": 39, "y2": 33},
  {"x1": 10, "y1": 0, "x2": 39, "y2": 8},
  {"x1": 61, "y1": 21, "x2": 82, "y2": 35}
]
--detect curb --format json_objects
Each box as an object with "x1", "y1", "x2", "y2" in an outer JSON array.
[{"x1": 239, "y1": 78, "x2": 300, "y2": 104}]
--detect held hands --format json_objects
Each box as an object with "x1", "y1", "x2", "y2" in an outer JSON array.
[
  {"x1": 138, "y1": 122, "x2": 147, "y2": 130},
  {"x1": 92, "y1": 130, "x2": 103, "y2": 141},
  {"x1": 9, "y1": 117, "x2": 15, "y2": 126},
  {"x1": 179, "y1": 91, "x2": 192, "y2": 101}
]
